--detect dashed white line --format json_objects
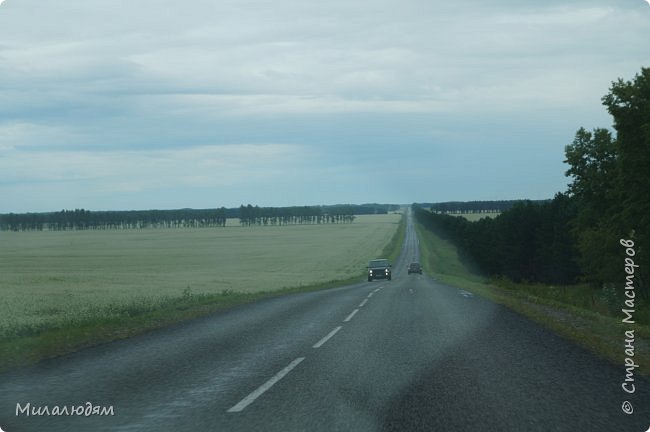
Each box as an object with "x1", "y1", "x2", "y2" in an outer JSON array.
[
  {"x1": 343, "y1": 308, "x2": 359, "y2": 322},
  {"x1": 313, "y1": 326, "x2": 343, "y2": 348},
  {"x1": 227, "y1": 357, "x2": 305, "y2": 413},
  {"x1": 230, "y1": 280, "x2": 387, "y2": 412}
]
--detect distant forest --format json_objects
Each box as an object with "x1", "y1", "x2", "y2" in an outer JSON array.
[
  {"x1": 420, "y1": 200, "x2": 549, "y2": 214},
  {"x1": 0, "y1": 203, "x2": 399, "y2": 231},
  {"x1": 414, "y1": 196, "x2": 578, "y2": 284},
  {"x1": 415, "y1": 67, "x2": 649, "y2": 298}
]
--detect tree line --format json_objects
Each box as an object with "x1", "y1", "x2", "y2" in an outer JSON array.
[
  {"x1": 0, "y1": 203, "x2": 400, "y2": 231},
  {"x1": 323, "y1": 203, "x2": 400, "y2": 215},
  {"x1": 416, "y1": 67, "x2": 649, "y2": 299},
  {"x1": 414, "y1": 196, "x2": 579, "y2": 284},
  {"x1": 238, "y1": 205, "x2": 355, "y2": 226},
  {"x1": 423, "y1": 200, "x2": 549, "y2": 214},
  {"x1": 0, "y1": 208, "x2": 229, "y2": 231}
]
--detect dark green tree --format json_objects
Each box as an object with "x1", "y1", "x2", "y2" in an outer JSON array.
[
  {"x1": 564, "y1": 67, "x2": 649, "y2": 297},
  {"x1": 564, "y1": 127, "x2": 620, "y2": 285},
  {"x1": 602, "y1": 67, "x2": 650, "y2": 297}
]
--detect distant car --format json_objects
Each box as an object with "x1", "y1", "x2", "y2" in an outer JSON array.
[
  {"x1": 407, "y1": 262, "x2": 422, "y2": 275},
  {"x1": 367, "y1": 259, "x2": 392, "y2": 281}
]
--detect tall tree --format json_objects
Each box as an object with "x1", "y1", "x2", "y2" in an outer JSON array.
[
  {"x1": 602, "y1": 67, "x2": 650, "y2": 297},
  {"x1": 564, "y1": 127, "x2": 620, "y2": 285},
  {"x1": 564, "y1": 67, "x2": 649, "y2": 296}
]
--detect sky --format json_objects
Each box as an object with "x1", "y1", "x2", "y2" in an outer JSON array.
[{"x1": 0, "y1": 0, "x2": 649, "y2": 213}]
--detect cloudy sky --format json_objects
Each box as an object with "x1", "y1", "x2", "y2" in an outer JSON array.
[{"x1": 0, "y1": 0, "x2": 648, "y2": 212}]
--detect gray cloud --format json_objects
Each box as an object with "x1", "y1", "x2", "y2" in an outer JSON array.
[{"x1": 0, "y1": 0, "x2": 648, "y2": 211}]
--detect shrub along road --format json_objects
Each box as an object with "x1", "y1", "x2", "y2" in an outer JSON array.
[{"x1": 0, "y1": 211, "x2": 648, "y2": 431}]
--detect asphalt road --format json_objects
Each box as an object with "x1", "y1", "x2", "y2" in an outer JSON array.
[{"x1": 1, "y1": 212, "x2": 649, "y2": 431}]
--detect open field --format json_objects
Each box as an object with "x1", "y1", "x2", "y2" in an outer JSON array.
[
  {"x1": 0, "y1": 214, "x2": 401, "y2": 341},
  {"x1": 414, "y1": 219, "x2": 650, "y2": 375},
  {"x1": 451, "y1": 212, "x2": 501, "y2": 221}
]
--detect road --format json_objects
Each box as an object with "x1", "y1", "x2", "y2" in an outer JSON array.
[{"x1": 1, "y1": 211, "x2": 648, "y2": 431}]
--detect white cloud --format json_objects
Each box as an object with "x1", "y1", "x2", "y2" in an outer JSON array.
[
  {"x1": 0, "y1": 122, "x2": 84, "y2": 152},
  {"x1": 495, "y1": 6, "x2": 613, "y2": 25},
  {"x1": 0, "y1": 0, "x2": 648, "y2": 210},
  {"x1": 0, "y1": 144, "x2": 306, "y2": 195}
]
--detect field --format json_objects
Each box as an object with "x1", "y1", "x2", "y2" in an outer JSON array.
[
  {"x1": 0, "y1": 214, "x2": 401, "y2": 341},
  {"x1": 454, "y1": 212, "x2": 500, "y2": 221}
]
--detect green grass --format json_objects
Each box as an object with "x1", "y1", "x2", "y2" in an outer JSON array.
[
  {"x1": 414, "y1": 221, "x2": 485, "y2": 283},
  {"x1": 0, "y1": 214, "x2": 403, "y2": 370},
  {"x1": 382, "y1": 211, "x2": 406, "y2": 263},
  {"x1": 0, "y1": 279, "x2": 365, "y2": 370},
  {"x1": 414, "y1": 219, "x2": 650, "y2": 375}
]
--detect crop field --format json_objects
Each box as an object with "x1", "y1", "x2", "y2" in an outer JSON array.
[
  {"x1": 455, "y1": 212, "x2": 500, "y2": 221},
  {"x1": 0, "y1": 214, "x2": 401, "y2": 339}
]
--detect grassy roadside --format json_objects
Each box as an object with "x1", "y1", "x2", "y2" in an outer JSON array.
[
  {"x1": 382, "y1": 211, "x2": 406, "y2": 263},
  {"x1": 414, "y1": 219, "x2": 650, "y2": 376},
  {"x1": 0, "y1": 212, "x2": 405, "y2": 372},
  {"x1": 0, "y1": 278, "x2": 357, "y2": 372}
]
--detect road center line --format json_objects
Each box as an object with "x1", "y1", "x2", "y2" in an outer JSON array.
[
  {"x1": 227, "y1": 357, "x2": 305, "y2": 413},
  {"x1": 367, "y1": 292, "x2": 374, "y2": 298},
  {"x1": 313, "y1": 326, "x2": 343, "y2": 348},
  {"x1": 359, "y1": 299, "x2": 368, "y2": 307},
  {"x1": 343, "y1": 309, "x2": 359, "y2": 322}
]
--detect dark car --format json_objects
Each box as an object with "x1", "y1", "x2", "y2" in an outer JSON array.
[
  {"x1": 407, "y1": 262, "x2": 422, "y2": 274},
  {"x1": 367, "y1": 259, "x2": 392, "y2": 281}
]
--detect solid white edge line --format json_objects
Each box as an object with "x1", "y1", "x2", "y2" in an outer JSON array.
[
  {"x1": 313, "y1": 326, "x2": 343, "y2": 348},
  {"x1": 343, "y1": 309, "x2": 359, "y2": 322},
  {"x1": 227, "y1": 357, "x2": 306, "y2": 413}
]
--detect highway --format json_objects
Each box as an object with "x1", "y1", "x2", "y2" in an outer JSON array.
[{"x1": 1, "y1": 212, "x2": 648, "y2": 431}]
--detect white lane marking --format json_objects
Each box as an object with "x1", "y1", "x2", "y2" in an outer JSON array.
[
  {"x1": 227, "y1": 357, "x2": 305, "y2": 413},
  {"x1": 373, "y1": 288, "x2": 381, "y2": 293},
  {"x1": 359, "y1": 299, "x2": 368, "y2": 307},
  {"x1": 343, "y1": 309, "x2": 359, "y2": 322},
  {"x1": 313, "y1": 326, "x2": 343, "y2": 348},
  {"x1": 367, "y1": 292, "x2": 374, "y2": 298}
]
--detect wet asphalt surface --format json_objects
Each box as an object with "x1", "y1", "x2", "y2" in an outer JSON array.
[{"x1": 1, "y1": 213, "x2": 648, "y2": 431}]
